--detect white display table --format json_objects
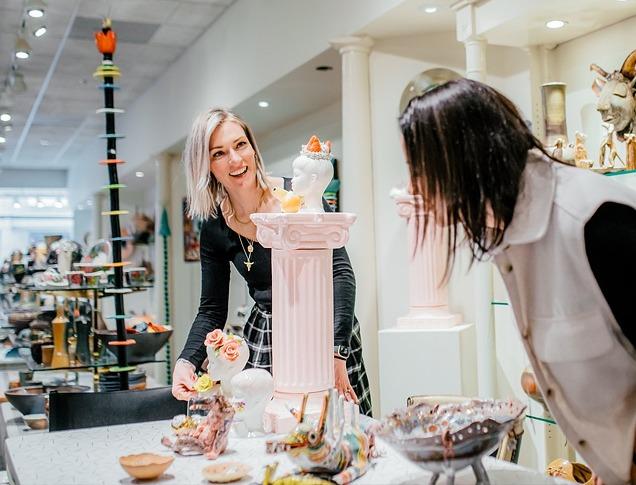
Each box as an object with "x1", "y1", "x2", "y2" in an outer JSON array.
[{"x1": 4, "y1": 418, "x2": 568, "y2": 485}]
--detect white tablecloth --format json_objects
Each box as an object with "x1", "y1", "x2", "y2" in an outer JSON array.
[{"x1": 5, "y1": 419, "x2": 569, "y2": 485}]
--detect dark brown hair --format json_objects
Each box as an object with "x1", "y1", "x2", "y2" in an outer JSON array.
[{"x1": 399, "y1": 78, "x2": 556, "y2": 273}]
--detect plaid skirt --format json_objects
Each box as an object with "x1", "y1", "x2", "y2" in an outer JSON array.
[{"x1": 243, "y1": 305, "x2": 372, "y2": 416}]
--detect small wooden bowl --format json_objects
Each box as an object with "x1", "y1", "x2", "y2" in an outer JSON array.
[
  {"x1": 202, "y1": 462, "x2": 251, "y2": 483},
  {"x1": 23, "y1": 414, "x2": 48, "y2": 430},
  {"x1": 119, "y1": 453, "x2": 174, "y2": 480}
]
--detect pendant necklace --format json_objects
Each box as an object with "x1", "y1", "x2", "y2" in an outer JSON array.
[{"x1": 238, "y1": 235, "x2": 255, "y2": 272}]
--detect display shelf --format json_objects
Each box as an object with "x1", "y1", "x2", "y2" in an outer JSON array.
[
  {"x1": 27, "y1": 358, "x2": 166, "y2": 373},
  {"x1": 21, "y1": 283, "x2": 152, "y2": 294}
]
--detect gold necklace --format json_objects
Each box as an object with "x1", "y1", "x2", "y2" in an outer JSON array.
[{"x1": 238, "y1": 235, "x2": 255, "y2": 272}]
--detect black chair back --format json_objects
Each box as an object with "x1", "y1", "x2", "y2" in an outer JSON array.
[{"x1": 48, "y1": 386, "x2": 187, "y2": 431}]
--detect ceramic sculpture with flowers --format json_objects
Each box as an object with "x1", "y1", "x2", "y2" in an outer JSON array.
[{"x1": 204, "y1": 329, "x2": 249, "y2": 396}]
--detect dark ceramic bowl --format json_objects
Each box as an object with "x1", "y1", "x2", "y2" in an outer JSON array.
[
  {"x1": 5, "y1": 385, "x2": 91, "y2": 416},
  {"x1": 94, "y1": 329, "x2": 172, "y2": 363}
]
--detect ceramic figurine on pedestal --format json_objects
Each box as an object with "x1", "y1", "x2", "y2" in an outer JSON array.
[
  {"x1": 266, "y1": 389, "x2": 373, "y2": 485},
  {"x1": 162, "y1": 394, "x2": 234, "y2": 459},
  {"x1": 573, "y1": 132, "x2": 594, "y2": 169},
  {"x1": 205, "y1": 329, "x2": 249, "y2": 396},
  {"x1": 291, "y1": 135, "x2": 334, "y2": 213},
  {"x1": 598, "y1": 122, "x2": 623, "y2": 169},
  {"x1": 230, "y1": 368, "x2": 274, "y2": 436},
  {"x1": 51, "y1": 303, "x2": 70, "y2": 368}
]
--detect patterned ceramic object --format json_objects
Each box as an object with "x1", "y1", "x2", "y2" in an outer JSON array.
[{"x1": 379, "y1": 399, "x2": 525, "y2": 485}]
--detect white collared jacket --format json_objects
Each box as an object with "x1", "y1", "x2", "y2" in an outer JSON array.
[{"x1": 491, "y1": 150, "x2": 636, "y2": 484}]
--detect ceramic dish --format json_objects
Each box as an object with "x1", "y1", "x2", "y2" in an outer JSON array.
[
  {"x1": 202, "y1": 462, "x2": 251, "y2": 483},
  {"x1": 119, "y1": 453, "x2": 174, "y2": 480},
  {"x1": 23, "y1": 413, "x2": 48, "y2": 430}
]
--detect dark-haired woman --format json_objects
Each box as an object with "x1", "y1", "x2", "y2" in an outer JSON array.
[{"x1": 399, "y1": 78, "x2": 636, "y2": 485}]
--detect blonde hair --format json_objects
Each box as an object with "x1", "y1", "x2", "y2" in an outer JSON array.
[{"x1": 183, "y1": 108, "x2": 269, "y2": 220}]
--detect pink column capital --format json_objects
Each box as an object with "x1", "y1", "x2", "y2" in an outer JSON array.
[{"x1": 251, "y1": 212, "x2": 357, "y2": 250}]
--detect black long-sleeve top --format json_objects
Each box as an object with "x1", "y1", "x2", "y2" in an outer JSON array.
[
  {"x1": 584, "y1": 201, "x2": 636, "y2": 349},
  {"x1": 179, "y1": 198, "x2": 356, "y2": 370}
]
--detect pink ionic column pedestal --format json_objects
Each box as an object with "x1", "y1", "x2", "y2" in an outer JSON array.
[
  {"x1": 393, "y1": 193, "x2": 462, "y2": 329},
  {"x1": 251, "y1": 212, "x2": 356, "y2": 433}
]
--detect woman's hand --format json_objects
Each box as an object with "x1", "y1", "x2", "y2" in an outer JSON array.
[
  {"x1": 334, "y1": 358, "x2": 358, "y2": 404},
  {"x1": 172, "y1": 359, "x2": 197, "y2": 401}
]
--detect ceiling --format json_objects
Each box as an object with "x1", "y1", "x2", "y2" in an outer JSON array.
[
  {"x1": 478, "y1": 0, "x2": 636, "y2": 47},
  {"x1": 0, "y1": 0, "x2": 235, "y2": 171}
]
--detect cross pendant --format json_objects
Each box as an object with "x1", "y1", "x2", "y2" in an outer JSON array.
[{"x1": 244, "y1": 261, "x2": 254, "y2": 272}]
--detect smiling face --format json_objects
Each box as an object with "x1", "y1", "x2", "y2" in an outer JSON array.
[{"x1": 209, "y1": 121, "x2": 257, "y2": 193}]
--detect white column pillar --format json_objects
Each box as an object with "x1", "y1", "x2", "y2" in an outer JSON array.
[
  {"x1": 155, "y1": 153, "x2": 172, "y2": 319},
  {"x1": 154, "y1": 153, "x2": 172, "y2": 381},
  {"x1": 453, "y1": 0, "x2": 497, "y2": 398},
  {"x1": 91, "y1": 193, "x2": 105, "y2": 244},
  {"x1": 330, "y1": 35, "x2": 380, "y2": 414}
]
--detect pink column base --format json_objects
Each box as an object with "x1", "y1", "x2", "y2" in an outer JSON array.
[{"x1": 263, "y1": 390, "x2": 327, "y2": 434}]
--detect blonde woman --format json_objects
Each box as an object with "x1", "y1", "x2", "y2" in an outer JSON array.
[{"x1": 172, "y1": 109, "x2": 371, "y2": 416}]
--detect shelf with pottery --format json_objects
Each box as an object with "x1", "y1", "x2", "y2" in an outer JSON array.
[{"x1": 18, "y1": 283, "x2": 153, "y2": 298}]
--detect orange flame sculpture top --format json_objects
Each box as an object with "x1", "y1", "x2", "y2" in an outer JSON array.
[{"x1": 95, "y1": 18, "x2": 117, "y2": 55}]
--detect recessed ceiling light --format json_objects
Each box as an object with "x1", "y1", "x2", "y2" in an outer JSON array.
[
  {"x1": 0, "y1": 114, "x2": 11, "y2": 122},
  {"x1": 424, "y1": 6, "x2": 438, "y2": 13},
  {"x1": 0, "y1": 136, "x2": 6, "y2": 144},
  {"x1": 546, "y1": 20, "x2": 567, "y2": 29},
  {"x1": 258, "y1": 101, "x2": 269, "y2": 108},
  {"x1": 3, "y1": 125, "x2": 11, "y2": 132},
  {"x1": 15, "y1": 35, "x2": 32, "y2": 59},
  {"x1": 135, "y1": 171, "x2": 144, "y2": 178},
  {"x1": 13, "y1": 201, "x2": 21, "y2": 209},
  {"x1": 54, "y1": 201, "x2": 63, "y2": 208},
  {"x1": 39, "y1": 139, "x2": 51, "y2": 146},
  {"x1": 36, "y1": 200, "x2": 44, "y2": 208},
  {"x1": 26, "y1": 0, "x2": 46, "y2": 18},
  {"x1": 315, "y1": 65, "x2": 333, "y2": 71},
  {"x1": 33, "y1": 26, "x2": 47, "y2": 37}
]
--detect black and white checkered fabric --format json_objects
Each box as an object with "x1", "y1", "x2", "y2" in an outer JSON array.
[{"x1": 242, "y1": 305, "x2": 372, "y2": 416}]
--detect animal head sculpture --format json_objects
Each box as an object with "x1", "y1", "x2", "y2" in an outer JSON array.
[{"x1": 590, "y1": 50, "x2": 636, "y2": 140}]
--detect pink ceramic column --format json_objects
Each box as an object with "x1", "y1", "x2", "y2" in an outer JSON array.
[
  {"x1": 393, "y1": 193, "x2": 461, "y2": 328},
  {"x1": 271, "y1": 248, "x2": 333, "y2": 393},
  {"x1": 251, "y1": 212, "x2": 356, "y2": 432}
]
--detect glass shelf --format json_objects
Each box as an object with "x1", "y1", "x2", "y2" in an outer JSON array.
[
  {"x1": 526, "y1": 413, "x2": 557, "y2": 425},
  {"x1": 22, "y1": 284, "x2": 153, "y2": 292},
  {"x1": 491, "y1": 300, "x2": 510, "y2": 306},
  {"x1": 28, "y1": 357, "x2": 166, "y2": 372},
  {"x1": 603, "y1": 169, "x2": 636, "y2": 177}
]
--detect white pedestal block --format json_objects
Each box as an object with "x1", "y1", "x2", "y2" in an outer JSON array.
[{"x1": 378, "y1": 324, "x2": 477, "y2": 417}]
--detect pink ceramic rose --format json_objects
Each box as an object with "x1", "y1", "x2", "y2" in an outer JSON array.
[
  {"x1": 221, "y1": 339, "x2": 241, "y2": 362},
  {"x1": 205, "y1": 329, "x2": 225, "y2": 349}
]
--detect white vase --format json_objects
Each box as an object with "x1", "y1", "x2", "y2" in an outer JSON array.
[
  {"x1": 230, "y1": 369, "x2": 274, "y2": 435},
  {"x1": 206, "y1": 339, "x2": 249, "y2": 397}
]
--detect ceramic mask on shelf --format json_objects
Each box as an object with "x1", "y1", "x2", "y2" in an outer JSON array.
[
  {"x1": 205, "y1": 330, "x2": 249, "y2": 396},
  {"x1": 55, "y1": 240, "x2": 82, "y2": 275},
  {"x1": 291, "y1": 135, "x2": 334, "y2": 213},
  {"x1": 230, "y1": 368, "x2": 274, "y2": 436}
]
